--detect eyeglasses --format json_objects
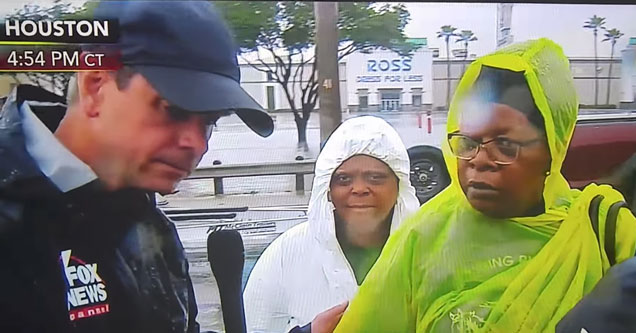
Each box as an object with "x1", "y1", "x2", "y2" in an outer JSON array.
[{"x1": 447, "y1": 133, "x2": 543, "y2": 165}]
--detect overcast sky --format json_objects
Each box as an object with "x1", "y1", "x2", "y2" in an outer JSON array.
[
  {"x1": 403, "y1": 3, "x2": 636, "y2": 58},
  {"x1": 2, "y1": 1, "x2": 635, "y2": 58}
]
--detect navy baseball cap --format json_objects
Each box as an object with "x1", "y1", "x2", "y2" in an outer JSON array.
[{"x1": 91, "y1": 1, "x2": 273, "y2": 137}]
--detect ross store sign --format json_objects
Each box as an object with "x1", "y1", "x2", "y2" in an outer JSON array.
[
  {"x1": 367, "y1": 58, "x2": 412, "y2": 72},
  {"x1": 356, "y1": 57, "x2": 421, "y2": 83}
]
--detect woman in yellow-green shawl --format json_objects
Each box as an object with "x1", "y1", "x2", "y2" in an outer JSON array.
[{"x1": 333, "y1": 38, "x2": 636, "y2": 333}]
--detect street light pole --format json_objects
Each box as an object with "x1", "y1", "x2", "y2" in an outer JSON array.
[{"x1": 314, "y1": 2, "x2": 342, "y2": 149}]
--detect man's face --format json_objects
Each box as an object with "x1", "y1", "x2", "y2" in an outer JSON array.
[{"x1": 90, "y1": 72, "x2": 220, "y2": 194}]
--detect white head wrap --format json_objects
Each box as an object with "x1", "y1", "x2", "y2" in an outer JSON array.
[{"x1": 307, "y1": 116, "x2": 421, "y2": 245}]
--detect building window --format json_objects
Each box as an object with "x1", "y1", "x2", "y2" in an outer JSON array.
[
  {"x1": 452, "y1": 49, "x2": 467, "y2": 58},
  {"x1": 411, "y1": 88, "x2": 423, "y2": 107},
  {"x1": 357, "y1": 88, "x2": 369, "y2": 110},
  {"x1": 266, "y1": 86, "x2": 275, "y2": 111},
  {"x1": 412, "y1": 94, "x2": 422, "y2": 107},
  {"x1": 359, "y1": 96, "x2": 369, "y2": 109},
  {"x1": 266, "y1": 72, "x2": 275, "y2": 82}
]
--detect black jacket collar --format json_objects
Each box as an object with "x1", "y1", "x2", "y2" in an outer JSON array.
[{"x1": 0, "y1": 85, "x2": 67, "y2": 200}]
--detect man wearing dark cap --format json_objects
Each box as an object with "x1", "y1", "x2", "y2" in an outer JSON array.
[{"x1": 0, "y1": 1, "x2": 272, "y2": 332}]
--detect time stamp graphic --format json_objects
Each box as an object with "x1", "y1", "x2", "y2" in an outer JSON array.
[
  {"x1": 2, "y1": 49, "x2": 109, "y2": 70},
  {"x1": 0, "y1": 19, "x2": 121, "y2": 71}
]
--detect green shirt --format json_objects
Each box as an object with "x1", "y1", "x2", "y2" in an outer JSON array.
[{"x1": 339, "y1": 240, "x2": 383, "y2": 285}]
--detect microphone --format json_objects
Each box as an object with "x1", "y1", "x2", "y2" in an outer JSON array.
[{"x1": 207, "y1": 229, "x2": 247, "y2": 333}]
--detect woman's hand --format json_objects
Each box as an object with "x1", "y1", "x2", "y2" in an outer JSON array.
[{"x1": 310, "y1": 301, "x2": 349, "y2": 333}]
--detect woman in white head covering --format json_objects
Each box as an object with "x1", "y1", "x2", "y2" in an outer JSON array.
[{"x1": 243, "y1": 116, "x2": 420, "y2": 333}]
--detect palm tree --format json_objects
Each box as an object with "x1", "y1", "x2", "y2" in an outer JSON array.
[
  {"x1": 455, "y1": 30, "x2": 478, "y2": 77},
  {"x1": 437, "y1": 25, "x2": 458, "y2": 109},
  {"x1": 583, "y1": 15, "x2": 606, "y2": 105},
  {"x1": 601, "y1": 28, "x2": 624, "y2": 105}
]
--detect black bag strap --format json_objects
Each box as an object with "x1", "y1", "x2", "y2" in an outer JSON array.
[
  {"x1": 589, "y1": 195, "x2": 603, "y2": 244},
  {"x1": 605, "y1": 201, "x2": 628, "y2": 265},
  {"x1": 589, "y1": 194, "x2": 629, "y2": 266}
]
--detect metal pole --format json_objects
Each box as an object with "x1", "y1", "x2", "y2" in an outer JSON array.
[{"x1": 314, "y1": 2, "x2": 342, "y2": 149}]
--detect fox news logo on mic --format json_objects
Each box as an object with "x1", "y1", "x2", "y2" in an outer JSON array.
[{"x1": 1, "y1": 19, "x2": 119, "y2": 43}]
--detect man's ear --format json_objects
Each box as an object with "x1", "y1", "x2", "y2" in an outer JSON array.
[{"x1": 76, "y1": 71, "x2": 111, "y2": 118}]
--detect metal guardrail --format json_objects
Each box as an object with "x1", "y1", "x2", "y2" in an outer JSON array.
[
  {"x1": 577, "y1": 112, "x2": 636, "y2": 123},
  {"x1": 162, "y1": 207, "x2": 249, "y2": 214},
  {"x1": 188, "y1": 160, "x2": 316, "y2": 194}
]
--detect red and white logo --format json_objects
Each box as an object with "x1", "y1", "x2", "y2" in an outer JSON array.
[{"x1": 60, "y1": 250, "x2": 110, "y2": 321}]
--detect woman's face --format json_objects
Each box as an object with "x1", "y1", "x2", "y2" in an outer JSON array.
[
  {"x1": 456, "y1": 103, "x2": 551, "y2": 218},
  {"x1": 330, "y1": 155, "x2": 399, "y2": 233}
]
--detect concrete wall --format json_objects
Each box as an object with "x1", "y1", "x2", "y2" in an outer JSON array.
[
  {"x1": 238, "y1": 62, "x2": 347, "y2": 113},
  {"x1": 432, "y1": 58, "x2": 624, "y2": 109},
  {"x1": 570, "y1": 59, "x2": 622, "y2": 106},
  {"x1": 621, "y1": 47, "x2": 636, "y2": 107}
]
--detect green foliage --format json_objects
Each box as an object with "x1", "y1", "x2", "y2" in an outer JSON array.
[
  {"x1": 338, "y1": 3, "x2": 414, "y2": 57},
  {"x1": 583, "y1": 15, "x2": 606, "y2": 32},
  {"x1": 437, "y1": 25, "x2": 458, "y2": 42},
  {"x1": 456, "y1": 30, "x2": 477, "y2": 45},
  {"x1": 7, "y1": 0, "x2": 78, "y2": 20},
  {"x1": 602, "y1": 28, "x2": 624, "y2": 44},
  {"x1": 279, "y1": 2, "x2": 315, "y2": 52},
  {"x1": 217, "y1": 2, "x2": 414, "y2": 56},
  {"x1": 215, "y1": 2, "x2": 280, "y2": 51},
  {"x1": 215, "y1": 1, "x2": 414, "y2": 143}
]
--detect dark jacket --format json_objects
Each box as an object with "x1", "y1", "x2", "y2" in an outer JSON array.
[
  {"x1": 557, "y1": 256, "x2": 636, "y2": 333},
  {"x1": 604, "y1": 152, "x2": 636, "y2": 214},
  {"x1": 556, "y1": 155, "x2": 636, "y2": 333},
  {"x1": 0, "y1": 85, "x2": 199, "y2": 333}
]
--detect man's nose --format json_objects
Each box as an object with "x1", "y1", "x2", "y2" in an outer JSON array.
[{"x1": 177, "y1": 117, "x2": 209, "y2": 156}]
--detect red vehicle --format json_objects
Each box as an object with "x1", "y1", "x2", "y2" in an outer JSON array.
[
  {"x1": 562, "y1": 113, "x2": 636, "y2": 189},
  {"x1": 407, "y1": 112, "x2": 636, "y2": 209}
]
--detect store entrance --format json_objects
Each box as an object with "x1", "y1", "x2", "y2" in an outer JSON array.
[{"x1": 380, "y1": 89, "x2": 402, "y2": 111}]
